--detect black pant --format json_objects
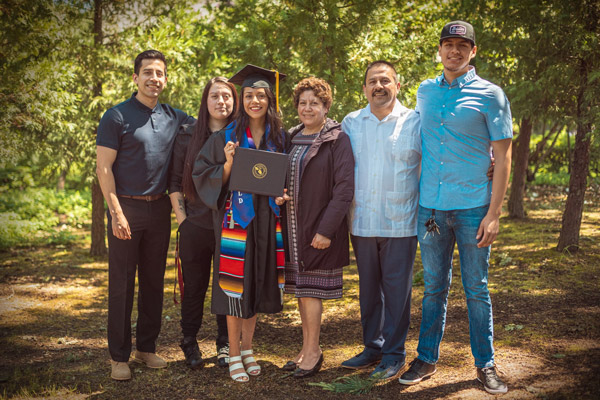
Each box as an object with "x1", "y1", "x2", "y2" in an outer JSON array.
[
  {"x1": 107, "y1": 196, "x2": 171, "y2": 362},
  {"x1": 179, "y1": 219, "x2": 228, "y2": 346}
]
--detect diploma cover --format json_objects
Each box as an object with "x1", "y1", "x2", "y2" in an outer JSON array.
[{"x1": 229, "y1": 147, "x2": 288, "y2": 197}]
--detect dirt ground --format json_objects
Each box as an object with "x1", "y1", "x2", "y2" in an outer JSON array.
[{"x1": 1, "y1": 186, "x2": 599, "y2": 399}]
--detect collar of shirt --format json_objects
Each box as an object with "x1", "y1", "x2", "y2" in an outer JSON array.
[
  {"x1": 359, "y1": 99, "x2": 404, "y2": 122},
  {"x1": 131, "y1": 92, "x2": 162, "y2": 115},
  {"x1": 437, "y1": 66, "x2": 478, "y2": 89}
]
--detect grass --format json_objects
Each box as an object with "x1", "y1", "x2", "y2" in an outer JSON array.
[{"x1": 0, "y1": 185, "x2": 599, "y2": 399}]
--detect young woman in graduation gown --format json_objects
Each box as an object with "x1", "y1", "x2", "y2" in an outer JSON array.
[
  {"x1": 192, "y1": 66, "x2": 287, "y2": 382},
  {"x1": 168, "y1": 77, "x2": 237, "y2": 369}
]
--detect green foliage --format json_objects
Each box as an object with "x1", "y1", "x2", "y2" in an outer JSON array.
[
  {"x1": 504, "y1": 323, "x2": 524, "y2": 331},
  {"x1": 532, "y1": 171, "x2": 571, "y2": 186},
  {"x1": 0, "y1": 213, "x2": 43, "y2": 250},
  {"x1": 497, "y1": 252, "x2": 514, "y2": 267},
  {"x1": 0, "y1": 0, "x2": 90, "y2": 170},
  {"x1": 412, "y1": 268, "x2": 424, "y2": 286},
  {"x1": 197, "y1": 0, "x2": 446, "y2": 126},
  {"x1": 460, "y1": 0, "x2": 600, "y2": 185},
  {"x1": 0, "y1": 188, "x2": 91, "y2": 250},
  {"x1": 309, "y1": 375, "x2": 378, "y2": 394}
]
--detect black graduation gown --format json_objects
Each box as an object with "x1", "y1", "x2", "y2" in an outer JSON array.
[{"x1": 192, "y1": 130, "x2": 283, "y2": 319}]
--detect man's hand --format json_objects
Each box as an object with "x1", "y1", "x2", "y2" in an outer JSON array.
[
  {"x1": 487, "y1": 157, "x2": 495, "y2": 180},
  {"x1": 311, "y1": 233, "x2": 331, "y2": 250},
  {"x1": 112, "y1": 211, "x2": 132, "y2": 240},
  {"x1": 476, "y1": 212, "x2": 499, "y2": 248}
]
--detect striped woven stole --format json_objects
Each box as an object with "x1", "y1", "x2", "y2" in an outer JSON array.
[
  {"x1": 219, "y1": 200, "x2": 285, "y2": 301},
  {"x1": 275, "y1": 222, "x2": 285, "y2": 289}
]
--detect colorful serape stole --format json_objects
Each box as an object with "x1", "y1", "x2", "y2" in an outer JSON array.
[
  {"x1": 219, "y1": 199, "x2": 246, "y2": 300},
  {"x1": 275, "y1": 220, "x2": 285, "y2": 289}
]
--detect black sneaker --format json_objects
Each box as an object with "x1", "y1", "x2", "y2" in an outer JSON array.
[
  {"x1": 477, "y1": 366, "x2": 508, "y2": 394},
  {"x1": 398, "y1": 358, "x2": 437, "y2": 385},
  {"x1": 180, "y1": 336, "x2": 203, "y2": 369},
  {"x1": 216, "y1": 343, "x2": 229, "y2": 368}
]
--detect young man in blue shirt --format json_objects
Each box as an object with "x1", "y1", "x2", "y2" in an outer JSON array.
[
  {"x1": 96, "y1": 50, "x2": 194, "y2": 380},
  {"x1": 399, "y1": 21, "x2": 512, "y2": 394}
]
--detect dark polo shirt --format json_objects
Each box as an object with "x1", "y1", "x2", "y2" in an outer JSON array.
[{"x1": 97, "y1": 93, "x2": 195, "y2": 196}]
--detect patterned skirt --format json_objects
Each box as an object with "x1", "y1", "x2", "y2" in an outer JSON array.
[{"x1": 284, "y1": 261, "x2": 343, "y2": 300}]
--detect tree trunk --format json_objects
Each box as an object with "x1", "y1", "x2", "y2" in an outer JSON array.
[
  {"x1": 56, "y1": 169, "x2": 67, "y2": 191},
  {"x1": 508, "y1": 118, "x2": 532, "y2": 218},
  {"x1": 566, "y1": 127, "x2": 571, "y2": 174},
  {"x1": 90, "y1": 0, "x2": 106, "y2": 256},
  {"x1": 557, "y1": 122, "x2": 591, "y2": 253},
  {"x1": 90, "y1": 180, "x2": 107, "y2": 256},
  {"x1": 557, "y1": 60, "x2": 591, "y2": 253}
]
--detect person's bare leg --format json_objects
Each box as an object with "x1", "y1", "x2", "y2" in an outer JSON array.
[
  {"x1": 298, "y1": 297, "x2": 323, "y2": 370},
  {"x1": 227, "y1": 316, "x2": 247, "y2": 381},
  {"x1": 294, "y1": 298, "x2": 307, "y2": 364},
  {"x1": 240, "y1": 315, "x2": 260, "y2": 374},
  {"x1": 240, "y1": 314, "x2": 257, "y2": 351}
]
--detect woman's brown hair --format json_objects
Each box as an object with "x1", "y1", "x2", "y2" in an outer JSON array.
[
  {"x1": 182, "y1": 77, "x2": 238, "y2": 200},
  {"x1": 292, "y1": 77, "x2": 332, "y2": 111}
]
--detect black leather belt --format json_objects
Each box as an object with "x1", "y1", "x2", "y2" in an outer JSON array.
[{"x1": 119, "y1": 193, "x2": 166, "y2": 202}]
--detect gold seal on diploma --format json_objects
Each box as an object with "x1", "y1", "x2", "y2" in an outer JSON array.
[{"x1": 252, "y1": 163, "x2": 267, "y2": 179}]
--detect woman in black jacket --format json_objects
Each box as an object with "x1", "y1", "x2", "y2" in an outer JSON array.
[
  {"x1": 169, "y1": 77, "x2": 237, "y2": 369},
  {"x1": 276, "y1": 77, "x2": 355, "y2": 378}
]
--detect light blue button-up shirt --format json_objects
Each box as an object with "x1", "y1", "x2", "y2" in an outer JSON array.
[
  {"x1": 342, "y1": 99, "x2": 421, "y2": 238},
  {"x1": 417, "y1": 67, "x2": 513, "y2": 211}
]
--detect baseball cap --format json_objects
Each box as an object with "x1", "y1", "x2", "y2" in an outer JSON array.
[{"x1": 440, "y1": 21, "x2": 475, "y2": 45}]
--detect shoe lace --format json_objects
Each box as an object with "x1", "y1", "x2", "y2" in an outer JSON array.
[
  {"x1": 482, "y1": 367, "x2": 502, "y2": 382},
  {"x1": 493, "y1": 364, "x2": 506, "y2": 376},
  {"x1": 218, "y1": 344, "x2": 229, "y2": 356}
]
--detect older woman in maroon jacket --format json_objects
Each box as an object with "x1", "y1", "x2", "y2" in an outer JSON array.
[{"x1": 275, "y1": 77, "x2": 355, "y2": 378}]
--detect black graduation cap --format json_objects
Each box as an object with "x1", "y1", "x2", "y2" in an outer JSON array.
[{"x1": 229, "y1": 64, "x2": 287, "y2": 111}]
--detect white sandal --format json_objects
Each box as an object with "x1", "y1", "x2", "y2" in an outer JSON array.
[
  {"x1": 228, "y1": 355, "x2": 249, "y2": 382},
  {"x1": 241, "y1": 349, "x2": 261, "y2": 376}
]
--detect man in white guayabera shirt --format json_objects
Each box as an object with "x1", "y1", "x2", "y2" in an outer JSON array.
[{"x1": 340, "y1": 60, "x2": 421, "y2": 380}]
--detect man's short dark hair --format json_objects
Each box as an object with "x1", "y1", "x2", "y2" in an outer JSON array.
[
  {"x1": 134, "y1": 50, "x2": 167, "y2": 75},
  {"x1": 363, "y1": 60, "x2": 398, "y2": 85}
]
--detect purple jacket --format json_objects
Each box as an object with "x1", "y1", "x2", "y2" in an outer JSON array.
[{"x1": 283, "y1": 118, "x2": 355, "y2": 271}]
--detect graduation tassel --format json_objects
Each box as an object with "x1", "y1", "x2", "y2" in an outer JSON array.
[{"x1": 275, "y1": 70, "x2": 280, "y2": 113}]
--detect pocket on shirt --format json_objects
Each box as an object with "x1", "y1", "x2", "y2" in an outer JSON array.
[
  {"x1": 392, "y1": 134, "x2": 420, "y2": 163},
  {"x1": 384, "y1": 191, "x2": 414, "y2": 222}
]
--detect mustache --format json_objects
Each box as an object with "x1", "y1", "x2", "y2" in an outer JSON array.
[{"x1": 371, "y1": 89, "x2": 387, "y2": 96}]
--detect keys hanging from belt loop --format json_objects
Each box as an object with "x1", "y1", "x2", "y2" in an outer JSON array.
[{"x1": 423, "y1": 209, "x2": 440, "y2": 239}]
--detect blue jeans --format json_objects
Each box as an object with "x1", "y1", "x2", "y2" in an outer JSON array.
[{"x1": 416, "y1": 205, "x2": 495, "y2": 368}]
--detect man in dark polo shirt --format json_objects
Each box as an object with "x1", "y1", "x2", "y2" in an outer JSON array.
[{"x1": 96, "y1": 49, "x2": 194, "y2": 381}]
